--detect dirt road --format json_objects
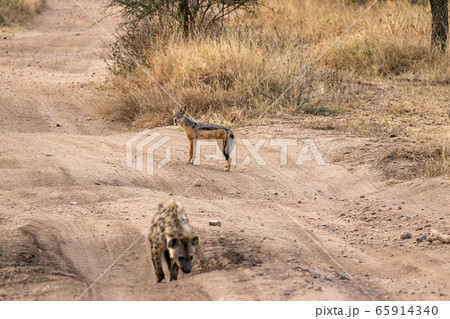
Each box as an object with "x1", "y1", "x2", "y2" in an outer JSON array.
[{"x1": 0, "y1": 0, "x2": 449, "y2": 301}]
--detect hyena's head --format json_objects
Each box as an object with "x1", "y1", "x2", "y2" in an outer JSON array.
[
  {"x1": 167, "y1": 235, "x2": 200, "y2": 273},
  {"x1": 172, "y1": 108, "x2": 186, "y2": 125}
]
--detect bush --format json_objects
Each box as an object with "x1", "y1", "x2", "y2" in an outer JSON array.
[
  {"x1": 0, "y1": 0, "x2": 45, "y2": 26},
  {"x1": 108, "y1": 0, "x2": 261, "y2": 37}
]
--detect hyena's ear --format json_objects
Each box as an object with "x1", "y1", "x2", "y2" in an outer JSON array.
[
  {"x1": 168, "y1": 237, "x2": 179, "y2": 248},
  {"x1": 191, "y1": 236, "x2": 199, "y2": 247}
]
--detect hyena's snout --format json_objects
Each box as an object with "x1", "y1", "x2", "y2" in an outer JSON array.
[{"x1": 181, "y1": 261, "x2": 192, "y2": 274}]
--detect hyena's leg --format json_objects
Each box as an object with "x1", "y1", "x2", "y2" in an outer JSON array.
[
  {"x1": 151, "y1": 245, "x2": 165, "y2": 283},
  {"x1": 169, "y1": 262, "x2": 179, "y2": 281},
  {"x1": 164, "y1": 249, "x2": 179, "y2": 281},
  {"x1": 187, "y1": 138, "x2": 194, "y2": 164},
  {"x1": 164, "y1": 250, "x2": 172, "y2": 269}
]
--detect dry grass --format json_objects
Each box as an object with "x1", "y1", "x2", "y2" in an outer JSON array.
[
  {"x1": 106, "y1": 0, "x2": 449, "y2": 179},
  {"x1": 0, "y1": 0, "x2": 45, "y2": 26},
  {"x1": 106, "y1": 17, "x2": 313, "y2": 127}
]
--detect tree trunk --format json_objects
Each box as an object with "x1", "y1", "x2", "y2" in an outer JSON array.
[
  {"x1": 429, "y1": 0, "x2": 449, "y2": 51},
  {"x1": 179, "y1": 0, "x2": 190, "y2": 38}
]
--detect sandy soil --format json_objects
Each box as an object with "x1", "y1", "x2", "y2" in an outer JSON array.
[{"x1": 0, "y1": 0, "x2": 449, "y2": 301}]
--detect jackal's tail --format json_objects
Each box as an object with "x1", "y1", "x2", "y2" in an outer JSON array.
[{"x1": 224, "y1": 129, "x2": 236, "y2": 160}]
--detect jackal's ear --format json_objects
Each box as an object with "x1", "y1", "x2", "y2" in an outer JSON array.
[
  {"x1": 168, "y1": 237, "x2": 179, "y2": 248},
  {"x1": 180, "y1": 108, "x2": 186, "y2": 115},
  {"x1": 191, "y1": 236, "x2": 199, "y2": 247}
]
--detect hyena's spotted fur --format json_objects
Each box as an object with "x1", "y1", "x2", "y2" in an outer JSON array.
[{"x1": 148, "y1": 199, "x2": 199, "y2": 283}]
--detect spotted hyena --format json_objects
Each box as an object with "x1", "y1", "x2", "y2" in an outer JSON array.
[{"x1": 148, "y1": 199, "x2": 200, "y2": 283}]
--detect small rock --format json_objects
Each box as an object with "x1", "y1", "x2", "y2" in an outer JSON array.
[
  {"x1": 336, "y1": 272, "x2": 351, "y2": 281},
  {"x1": 325, "y1": 275, "x2": 333, "y2": 282},
  {"x1": 56, "y1": 123, "x2": 61, "y2": 127},
  {"x1": 416, "y1": 227, "x2": 423, "y2": 231},
  {"x1": 284, "y1": 291, "x2": 291, "y2": 296},
  {"x1": 315, "y1": 286, "x2": 322, "y2": 292},
  {"x1": 400, "y1": 232, "x2": 412, "y2": 239},
  {"x1": 312, "y1": 272, "x2": 321, "y2": 279},
  {"x1": 297, "y1": 200, "x2": 302, "y2": 204},
  {"x1": 416, "y1": 235, "x2": 427, "y2": 242},
  {"x1": 425, "y1": 224, "x2": 431, "y2": 228},
  {"x1": 209, "y1": 220, "x2": 221, "y2": 227},
  {"x1": 70, "y1": 201, "x2": 78, "y2": 205}
]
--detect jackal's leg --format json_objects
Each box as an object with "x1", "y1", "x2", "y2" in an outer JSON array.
[
  {"x1": 151, "y1": 247, "x2": 165, "y2": 283},
  {"x1": 217, "y1": 138, "x2": 224, "y2": 152},
  {"x1": 187, "y1": 138, "x2": 194, "y2": 164},
  {"x1": 225, "y1": 157, "x2": 231, "y2": 172},
  {"x1": 221, "y1": 137, "x2": 231, "y2": 172}
]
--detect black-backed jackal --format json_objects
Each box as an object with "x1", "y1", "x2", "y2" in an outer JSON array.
[{"x1": 173, "y1": 108, "x2": 236, "y2": 171}]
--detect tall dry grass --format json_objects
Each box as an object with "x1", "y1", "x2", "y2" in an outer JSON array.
[
  {"x1": 109, "y1": 23, "x2": 318, "y2": 127},
  {"x1": 0, "y1": 0, "x2": 45, "y2": 26},
  {"x1": 107, "y1": 0, "x2": 449, "y2": 178}
]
